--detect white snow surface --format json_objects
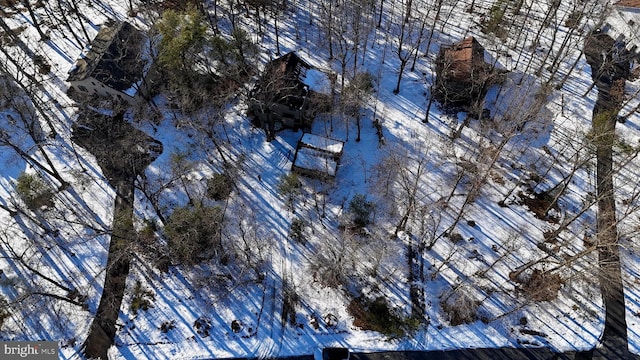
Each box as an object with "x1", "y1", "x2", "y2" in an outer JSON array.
[
  {"x1": 0, "y1": 0, "x2": 640, "y2": 359},
  {"x1": 305, "y1": 69, "x2": 332, "y2": 94},
  {"x1": 294, "y1": 148, "x2": 338, "y2": 176},
  {"x1": 299, "y1": 133, "x2": 344, "y2": 155}
]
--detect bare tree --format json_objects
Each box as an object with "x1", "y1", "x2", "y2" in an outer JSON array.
[
  {"x1": 343, "y1": 72, "x2": 374, "y2": 142},
  {"x1": 22, "y1": 0, "x2": 48, "y2": 41},
  {"x1": 0, "y1": 70, "x2": 67, "y2": 189},
  {"x1": 392, "y1": 2, "x2": 428, "y2": 94}
]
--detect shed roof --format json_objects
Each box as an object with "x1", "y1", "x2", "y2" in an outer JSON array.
[
  {"x1": 67, "y1": 21, "x2": 147, "y2": 92},
  {"x1": 439, "y1": 37, "x2": 485, "y2": 82},
  {"x1": 293, "y1": 148, "x2": 338, "y2": 177},
  {"x1": 434, "y1": 36, "x2": 488, "y2": 106},
  {"x1": 450, "y1": 37, "x2": 478, "y2": 61},
  {"x1": 299, "y1": 133, "x2": 344, "y2": 155},
  {"x1": 616, "y1": 0, "x2": 640, "y2": 8}
]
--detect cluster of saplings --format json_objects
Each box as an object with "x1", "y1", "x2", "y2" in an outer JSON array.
[
  {"x1": 157, "y1": 172, "x2": 233, "y2": 266},
  {"x1": 15, "y1": 172, "x2": 55, "y2": 211},
  {"x1": 277, "y1": 172, "x2": 422, "y2": 336}
]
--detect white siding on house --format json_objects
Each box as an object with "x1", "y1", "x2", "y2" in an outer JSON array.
[
  {"x1": 69, "y1": 76, "x2": 138, "y2": 104},
  {"x1": 605, "y1": 6, "x2": 640, "y2": 53}
]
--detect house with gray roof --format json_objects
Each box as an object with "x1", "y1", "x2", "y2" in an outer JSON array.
[
  {"x1": 66, "y1": 21, "x2": 150, "y2": 104},
  {"x1": 601, "y1": 1, "x2": 640, "y2": 56}
]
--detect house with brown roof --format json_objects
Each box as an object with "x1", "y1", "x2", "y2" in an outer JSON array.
[
  {"x1": 248, "y1": 52, "x2": 314, "y2": 140},
  {"x1": 66, "y1": 21, "x2": 150, "y2": 104},
  {"x1": 433, "y1": 37, "x2": 489, "y2": 107}
]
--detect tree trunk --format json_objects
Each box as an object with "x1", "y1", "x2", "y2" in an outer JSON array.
[
  {"x1": 76, "y1": 117, "x2": 161, "y2": 359},
  {"x1": 424, "y1": 88, "x2": 433, "y2": 123},
  {"x1": 56, "y1": 0, "x2": 84, "y2": 47},
  {"x1": 128, "y1": 0, "x2": 135, "y2": 16},
  {"x1": 407, "y1": 234, "x2": 425, "y2": 320},
  {"x1": 585, "y1": 30, "x2": 630, "y2": 357},
  {"x1": 83, "y1": 178, "x2": 134, "y2": 360},
  {"x1": 594, "y1": 106, "x2": 629, "y2": 358},
  {"x1": 394, "y1": 58, "x2": 408, "y2": 94},
  {"x1": 274, "y1": 14, "x2": 281, "y2": 56},
  {"x1": 23, "y1": 0, "x2": 48, "y2": 41},
  {"x1": 69, "y1": 0, "x2": 91, "y2": 42}
]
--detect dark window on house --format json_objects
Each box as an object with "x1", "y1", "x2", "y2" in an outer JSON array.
[{"x1": 78, "y1": 85, "x2": 88, "y2": 92}]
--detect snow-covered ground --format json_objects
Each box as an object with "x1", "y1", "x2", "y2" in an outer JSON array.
[{"x1": 1, "y1": 0, "x2": 640, "y2": 359}]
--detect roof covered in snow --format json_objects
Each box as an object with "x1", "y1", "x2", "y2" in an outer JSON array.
[
  {"x1": 299, "y1": 133, "x2": 344, "y2": 156},
  {"x1": 305, "y1": 69, "x2": 331, "y2": 94},
  {"x1": 293, "y1": 147, "x2": 338, "y2": 177}
]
